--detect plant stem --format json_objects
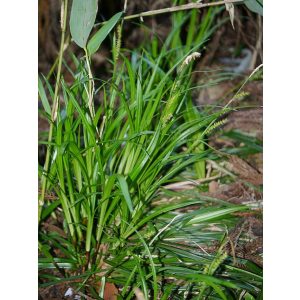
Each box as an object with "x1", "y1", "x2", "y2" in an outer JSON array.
[
  {"x1": 39, "y1": 0, "x2": 69, "y2": 222},
  {"x1": 84, "y1": 48, "x2": 95, "y2": 118},
  {"x1": 46, "y1": 35, "x2": 70, "y2": 81},
  {"x1": 225, "y1": 63, "x2": 263, "y2": 108}
]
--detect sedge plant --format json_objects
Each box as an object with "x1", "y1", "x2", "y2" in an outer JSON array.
[{"x1": 38, "y1": 0, "x2": 262, "y2": 299}]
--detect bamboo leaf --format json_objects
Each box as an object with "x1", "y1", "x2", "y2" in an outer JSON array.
[
  {"x1": 87, "y1": 12, "x2": 123, "y2": 55},
  {"x1": 70, "y1": 0, "x2": 98, "y2": 48},
  {"x1": 244, "y1": 0, "x2": 263, "y2": 16}
]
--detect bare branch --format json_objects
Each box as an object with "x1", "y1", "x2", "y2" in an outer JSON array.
[
  {"x1": 124, "y1": 0, "x2": 243, "y2": 21},
  {"x1": 94, "y1": 0, "x2": 243, "y2": 27}
]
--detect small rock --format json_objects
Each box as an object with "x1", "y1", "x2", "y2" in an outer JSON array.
[{"x1": 64, "y1": 287, "x2": 74, "y2": 298}]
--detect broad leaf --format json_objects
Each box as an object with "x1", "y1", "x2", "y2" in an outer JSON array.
[
  {"x1": 244, "y1": 0, "x2": 263, "y2": 16},
  {"x1": 70, "y1": 0, "x2": 98, "y2": 48},
  {"x1": 87, "y1": 12, "x2": 123, "y2": 55}
]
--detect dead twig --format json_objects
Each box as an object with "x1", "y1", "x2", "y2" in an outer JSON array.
[
  {"x1": 163, "y1": 174, "x2": 223, "y2": 190},
  {"x1": 94, "y1": 0, "x2": 243, "y2": 27},
  {"x1": 124, "y1": 0, "x2": 242, "y2": 20},
  {"x1": 207, "y1": 159, "x2": 237, "y2": 178},
  {"x1": 249, "y1": 14, "x2": 263, "y2": 70}
]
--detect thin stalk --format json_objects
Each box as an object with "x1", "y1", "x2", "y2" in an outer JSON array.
[
  {"x1": 225, "y1": 64, "x2": 263, "y2": 108},
  {"x1": 46, "y1": 35, "x2": 70, "y2": 80},
  {"x1": 124, "y1": 0, "x2": 242, "y2": 20},
  {"x1": 94, "y1": 0, "x2": 242, "y2": 27},
  {"x1": 84, "y1": 48, "x2": 95, "y2": 118},
  {"x1": 46, "y1": 56, "x2": 58, "y2": 81},
  {"x1": 39, "y1": 0, "x2": 69, "y2": 222}
]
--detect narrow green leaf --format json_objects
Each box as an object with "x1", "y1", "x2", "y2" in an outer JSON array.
[
  {"x1": 38, "y1": 272, "x2": 96, "y2": 287},
  {"x1": 40, "y1": 200, "x2": 61, "y2": 221},
  {"x1": 158, "y1": 266, "x2": 238, "y2": 288},
  {"x1": 38, "y1": 77, "x2": 51, "y2": 115},
  {"x1": 116, "y1": 175, "x2": 134, "y2": 213},
  {"x1": 136, "y1": 258, "x2": 149, "y2": 300},
  {"x1": 70, "y1": 0, "x2": 98, "y2": 48},
  {"x1": 96, "y1": 175, "x2": 117, "y2": 241},
  {"x1": 187, "y1": 206, "x2": 246, "y2": 225},
  {"x1": 134, "y1": 230, "x2": 158, "y2": 299},
  {"x1": 245, "y1": 292, "x2": 256, "y2": 300},
  {"x1": 125, "y1": 200, "x2": 207, "y2": 238},
  {"x1": 42, "y1": 74, "x2": 54, "y2": 100},
  {"x1": 38, "y1": 258, "x2": 76, "y2": 269},
  {"x1": 161, "y1": 284, "x2": 176, "y2": 300},
  {"x1": 209, "y1": 283, "x2": 227, "y2": 300},
  {"x1": 87, "y1": 12, "x2": 123, "y2": 55}
]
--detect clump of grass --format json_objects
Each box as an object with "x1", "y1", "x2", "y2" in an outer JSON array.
[{"x1": 38, "y1": 1, "x2": 262, "y2": 298}]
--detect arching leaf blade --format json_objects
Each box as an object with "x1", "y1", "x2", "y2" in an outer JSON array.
[
  {"x1": 87, "y1": 12, "x2": 123, "y2": 55},
  {"x1": 116, "y1": 175, "x2": 134, "y2": 213}
]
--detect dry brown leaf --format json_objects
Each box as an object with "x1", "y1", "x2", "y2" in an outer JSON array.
[
  {"x1": 134, "y1": 287, "x2": 146, "y2": 300},
  {"x1": 226, "y1": 155, "x2": 262, "y2": 185},
  {"x1": 225, "y1": 2, "x2": 235, "y2": 29},
  {"x1": 104, "y1": 283, "x2": 118, "y2": 300},
  {"x1": 209, "y1": 181, "x2": 219, "y2": 193}
]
